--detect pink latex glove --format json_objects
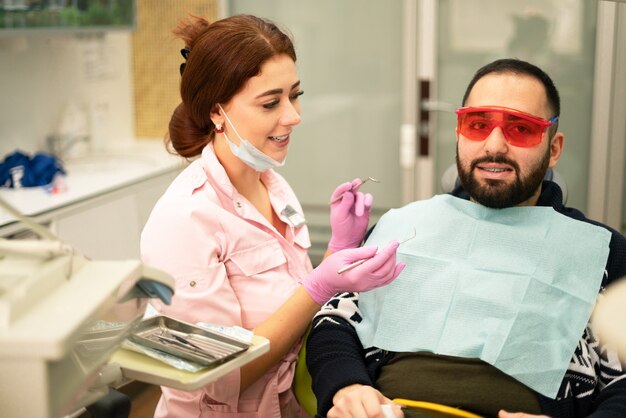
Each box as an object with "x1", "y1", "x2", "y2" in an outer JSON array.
[
  {"x1": 302, "y1": 241, "x2": 405, "y2": 305},
  {"x1": 328, "y1": 178, "x2": 374, "y2": 252}
]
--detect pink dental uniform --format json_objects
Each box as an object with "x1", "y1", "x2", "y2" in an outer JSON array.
[{"x1": 141, "y1": 143, "x2": 313, "y2": 417}]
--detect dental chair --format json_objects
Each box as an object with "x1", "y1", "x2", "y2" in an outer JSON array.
[{"x1": 294, "y1": 326, "x2": 316, "y2": 417}]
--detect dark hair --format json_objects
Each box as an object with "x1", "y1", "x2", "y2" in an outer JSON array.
[
  {"x1": 461, "y1": 58, "x2": 561, "y2": 136},
  {"x1": 168, "y1": 14, "x2": 297, "y2": 158}
]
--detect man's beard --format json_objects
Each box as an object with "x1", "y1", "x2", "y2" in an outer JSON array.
[{"x1": 456, "y1": 145, "x2": 550, "y2": 208}]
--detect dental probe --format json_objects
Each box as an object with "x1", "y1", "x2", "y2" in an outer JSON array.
[
  {"x1": 329, "y1": 176, "x2": 380, "y2": 204},
  {"x1": 336, "y1": 228, "x2": 416, "y2": 274}
]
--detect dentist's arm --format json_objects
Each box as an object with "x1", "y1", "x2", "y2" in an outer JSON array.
[{"x1": 241, "y1": 242, "x2": 405, "y2": 391}]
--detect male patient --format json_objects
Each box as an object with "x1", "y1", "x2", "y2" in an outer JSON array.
[{"x1": 306, "y1": 59, "x2": 626, "y2": 418}]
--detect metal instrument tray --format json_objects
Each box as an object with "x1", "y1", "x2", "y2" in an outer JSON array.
[{"x1": 129, "y1": 315, "x2": 251, "y2": 367}]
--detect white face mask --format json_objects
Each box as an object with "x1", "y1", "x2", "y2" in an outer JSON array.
[{"x1": 217, "y1": 104, "x2": 285, "y2": 172}]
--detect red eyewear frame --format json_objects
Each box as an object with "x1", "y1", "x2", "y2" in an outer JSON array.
[{"x1": 456, "y1": 106, "x2": 559, "y2": 148}]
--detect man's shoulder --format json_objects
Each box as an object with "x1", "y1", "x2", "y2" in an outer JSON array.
[
  {"x1": 557, "y1": 204, "x2": 626, "y2": 245},
  {"x1": 557, "y1": 201, "x2": 626, "y2": 284},
  {"x1": 537, "y1": 180, "x2": 624, "y2": 246}
]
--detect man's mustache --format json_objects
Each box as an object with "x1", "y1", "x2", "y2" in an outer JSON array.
[{"x1": 470, "y1": 155, "x2": 520, "y2": 174}]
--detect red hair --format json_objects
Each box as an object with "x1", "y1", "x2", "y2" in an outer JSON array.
[{"x1": 168, "y1": 14, "x2": 297, "y2": 158}]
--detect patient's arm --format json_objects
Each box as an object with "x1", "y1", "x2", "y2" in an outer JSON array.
[
  {"x1": 584, "y1": 324, "x2": 626, "y2": 417},
  {"x1": 498, "y1": 411, "x2": 550, "y2": 418},
  {"x1": 329, "y1": 384, "x2": 402, "y2": 418},
  {"x1": 307, "y1": 291, "x2": 375, "y2": 415}
]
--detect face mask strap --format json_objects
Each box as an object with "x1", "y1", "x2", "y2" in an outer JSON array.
[
  {"x1": 216, "y1": 103, "x2": 255, "y2": 153},
  {"x1": 214, "y1": 103, "x2": 285, "y2": 172},
  {"x1": 217, "y1": 104, "x2": 245, "y2": 143}
]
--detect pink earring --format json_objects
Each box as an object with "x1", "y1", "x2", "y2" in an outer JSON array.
[{"x1": 214, "y1": 123, "x2": 224, "y2": 134}]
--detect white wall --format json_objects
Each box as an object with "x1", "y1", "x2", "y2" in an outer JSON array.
[{"x1": 0, "y1": 31, "x2": 135, "y2": 159}]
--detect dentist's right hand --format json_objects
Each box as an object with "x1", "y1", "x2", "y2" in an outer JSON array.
[
  {"x1": 328, "y1": 178, "x2": 373, "y2": 252},
  {"x1": 302, "y1": 241, "x2": 405, "y2": 305}
]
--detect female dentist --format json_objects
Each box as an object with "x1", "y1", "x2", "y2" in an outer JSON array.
[{"x1": 140, "y1": 14, "x2": 405, "y2": 417}]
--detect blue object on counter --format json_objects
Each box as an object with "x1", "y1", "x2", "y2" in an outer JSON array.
[
  {"x1": 135, "y1": 278, "x2": 174, "y2": 305},
  {"x1": 0, "y1": 150, "x2": 65, "y2": 188}
]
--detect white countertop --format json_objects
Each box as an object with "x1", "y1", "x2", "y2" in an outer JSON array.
[{"x1": 0, "y1": 140, "x2": 186, "y2": 233}]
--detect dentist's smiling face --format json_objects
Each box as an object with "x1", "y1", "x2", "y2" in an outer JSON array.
[
  {"x1": 217, "y1": 54, "x2": 303, "y2": 164},
  {"x1": 456, "y1": 72, "x2": 563, "y2": 208}
]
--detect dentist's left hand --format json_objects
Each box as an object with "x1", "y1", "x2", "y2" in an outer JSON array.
[
  {"x1": 328, "y1": 178, "x2": 373, "y2": 252},
  {"x1": 301, "y1": 242, "x2": 405, "y2": 305}
]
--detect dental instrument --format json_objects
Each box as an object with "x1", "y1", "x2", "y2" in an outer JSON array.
[
  {"x1": 329, "y1": 176, "x2": 380, "y2": 204},
  {"x1": 337, "y1": 228, "x2": 416, "y2": 274},
  {"x1": 392, "y1": 399, "x2": 484, "y2": 417}
]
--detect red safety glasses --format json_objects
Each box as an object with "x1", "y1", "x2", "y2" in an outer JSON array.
[{"x1": 456, "y1": 106, "x2": 558, "y2": 148}]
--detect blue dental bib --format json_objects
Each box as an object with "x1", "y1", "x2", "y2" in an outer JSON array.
[{"x1": 355, "y1": 194, "x2": 610, "y2": 398}]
